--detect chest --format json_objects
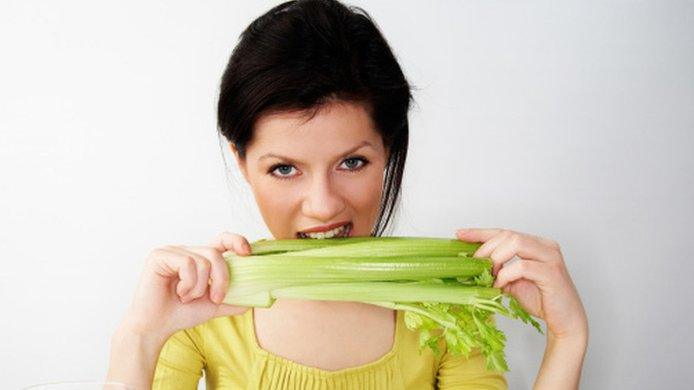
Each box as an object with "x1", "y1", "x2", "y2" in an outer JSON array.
[{"x1": 252, "y1": 303, "x2": 396, "y2": 371}]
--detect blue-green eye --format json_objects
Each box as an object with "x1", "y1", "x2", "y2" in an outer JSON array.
[
  {"x1": 267, "y1": 156, "x2": 370, "y2": 181},
  {"x1": 269, "y1": 164, "x2": 297, "y2": 179},
  {"x1": 341, "y1": 157, "x2": 367, "y2": 170}
]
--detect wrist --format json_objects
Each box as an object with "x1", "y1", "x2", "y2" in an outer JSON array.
[
  {"x1": 107, "y1": 323, "x2": 169, "y2": 388},
  {"x1": 534, "y1": 329, "x2": 588, "y2": 390},
  {"x1": 112, "y1": 323, "x2": 169, "y2": 350},
  {"x1": 545, "y1": 330, "x2": 588, "y2": 362},
  {"x1": 114, "y1": 313, "x2": 171, "y2": 345},
  {"x1": 547, "y1": 323, "x2": 589, "y2": 350},
  {"x1": 547, "y1": 313, "x2": 589, "y2": 348}
]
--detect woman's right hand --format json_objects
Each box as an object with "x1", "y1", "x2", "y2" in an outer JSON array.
[{"x1": 117, "y1": 231, "x2": 253, "y2": 340}]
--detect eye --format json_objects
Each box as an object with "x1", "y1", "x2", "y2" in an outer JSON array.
[
  {"x1": 267, "y1": 156, "x2": 370, "y2": 181},
  {"x1": 268, "y1": 164, "x2": 298, "y2": 180},
  {"x1": 340, "y1": 156, "x2": 369, "y2": 171}
]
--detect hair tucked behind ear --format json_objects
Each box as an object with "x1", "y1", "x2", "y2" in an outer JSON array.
[{"x1": 216, "y1": 0, "x2": 414, "y2": 236}]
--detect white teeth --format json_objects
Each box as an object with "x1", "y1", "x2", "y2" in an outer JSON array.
[{"x1": 301, "y1": 223, "x2": 350, "y2": 239}]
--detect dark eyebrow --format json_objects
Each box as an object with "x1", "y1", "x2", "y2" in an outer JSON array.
[{"x1": 259, "y1": 140, "x2": 374, "y2": 164}]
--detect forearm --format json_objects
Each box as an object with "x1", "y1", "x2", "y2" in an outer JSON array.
[
  {"x1": 533, "y1": 332, "x2": 588, "y2": 390},
  {"x1": 106, "y1": 325, "x2": 168, "y2": 390}
]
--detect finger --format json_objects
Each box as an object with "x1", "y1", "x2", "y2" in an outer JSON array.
[
  {"x1": 488, "y1": 233, "x2": 559, "y2": 276},
  {"x1": 174, "y1": 256, "x2": 197, "y2": 299},
  {"x1": 460, "y1": 230, "x2": 510, "y2": 277},
  {"x1": 210, "y1": 231, "x2": 252, "y2": 256},
  {"x1": 166, "y1": 246, "x2": 212, "y2": 301},
  {"x1": 150, "y1": 247, "x2": 198, "y2": 298},
  {"x1": 472, "y1": 230, "x2": 512, "y2": 258},
  {"x1": 456, "y1": 228, "x2": 504, "y2": 243},
  {"x1": 185, "y1": 246, "x2": 230, "y2": 304},
  {"x1": 493, "y1": 233, "x2": 559, "y2": 262},
  {"x1": 493, "y1": 259, "x2": 547, "y2": 289}
]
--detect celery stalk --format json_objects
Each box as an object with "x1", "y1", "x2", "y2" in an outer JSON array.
[
  {"x1": 222, "y1": 236, "x2": 543, "y2": 372},
  {"x1": 248, "y1": 236, "x2": 482, "y2": 257},
  {"x1": 271, "y1": 282, "x2": 501, "y2": 306}
]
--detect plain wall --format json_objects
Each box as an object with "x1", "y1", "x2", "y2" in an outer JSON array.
[{"x1": 1, "y1": 0, "x2": 692, "y2": 388}]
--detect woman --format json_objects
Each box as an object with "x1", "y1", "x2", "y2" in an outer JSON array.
[{"x1": 107, "y1": 0, "x2": 588, "y2": 388}]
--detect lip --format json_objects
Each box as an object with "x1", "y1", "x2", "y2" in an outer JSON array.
[{"x1": 298, "y1": 221, "x2": 351, "y2": 234}]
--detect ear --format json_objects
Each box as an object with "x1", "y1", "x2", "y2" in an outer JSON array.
[{"x1": 229, "y1": 143, "x2": 250, "y2": 183}]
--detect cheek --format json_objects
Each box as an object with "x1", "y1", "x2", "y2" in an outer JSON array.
[
  {"x1": 339, "y1": 168, "x2": 384, "y2": 213},
  {"x1": 249, "y1": 180, "x2": 303, "y2": 228}
]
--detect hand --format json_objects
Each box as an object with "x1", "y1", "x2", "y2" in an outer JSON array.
[
  {"x1": 456, "y1": 228, "x2": 588, "y2": 341},
  {"x1": 118, "y1": 231, "x2": 253, "y2": 340}
]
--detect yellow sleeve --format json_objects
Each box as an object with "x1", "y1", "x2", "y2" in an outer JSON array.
[
  {"x1": 151, "y1": 327, "x2": 206, "y2": 390},
  {"x1": 435, "y1": 347, "x2": 508, "y2": 389}
]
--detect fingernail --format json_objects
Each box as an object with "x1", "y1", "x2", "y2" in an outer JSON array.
[
  {"x1": 214, "y1": 292, "x2": 225, "y2": 304},
  {"x1": 457, "y1": 229, "x2": 468, "y2": 235}
]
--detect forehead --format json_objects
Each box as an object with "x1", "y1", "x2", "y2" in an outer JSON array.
[{"x1": 247, "y1": 101, "x2": 383, "y2": 160}]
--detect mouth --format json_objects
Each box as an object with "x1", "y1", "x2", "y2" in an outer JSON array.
[{"x1": 296, "y1": 222, "x2": 352, "y2": 239}]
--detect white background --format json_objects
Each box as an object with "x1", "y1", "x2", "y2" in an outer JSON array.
[{"x1": 1, "y1": 0, "x2": 692, "y2": 389}]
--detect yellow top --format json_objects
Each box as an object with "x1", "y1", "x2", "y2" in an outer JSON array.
[{"x1": 152, "y1": 309, "x2": 508, "y2": 389}]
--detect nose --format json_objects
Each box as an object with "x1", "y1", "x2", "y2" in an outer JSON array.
[{"x1": 302, "y1": 172, "x2": 346, "y2": 222}]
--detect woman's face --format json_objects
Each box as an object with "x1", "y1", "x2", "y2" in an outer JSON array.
[{"x1": 231, "y1": 100, "x2": 388, "y2": 239}]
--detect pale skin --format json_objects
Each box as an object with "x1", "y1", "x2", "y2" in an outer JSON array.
[{"x1": 107, "y1": 100, "x2": 588, "y2": 389}]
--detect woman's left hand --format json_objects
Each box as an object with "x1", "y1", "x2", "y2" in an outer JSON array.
[{"x1": 456, "y1": 228, "x2": 588, "y2": 341}]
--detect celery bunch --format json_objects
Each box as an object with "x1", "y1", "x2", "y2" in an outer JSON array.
[{"x1": 222, "y1": 236, "x2": 543, "y2": 372}]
